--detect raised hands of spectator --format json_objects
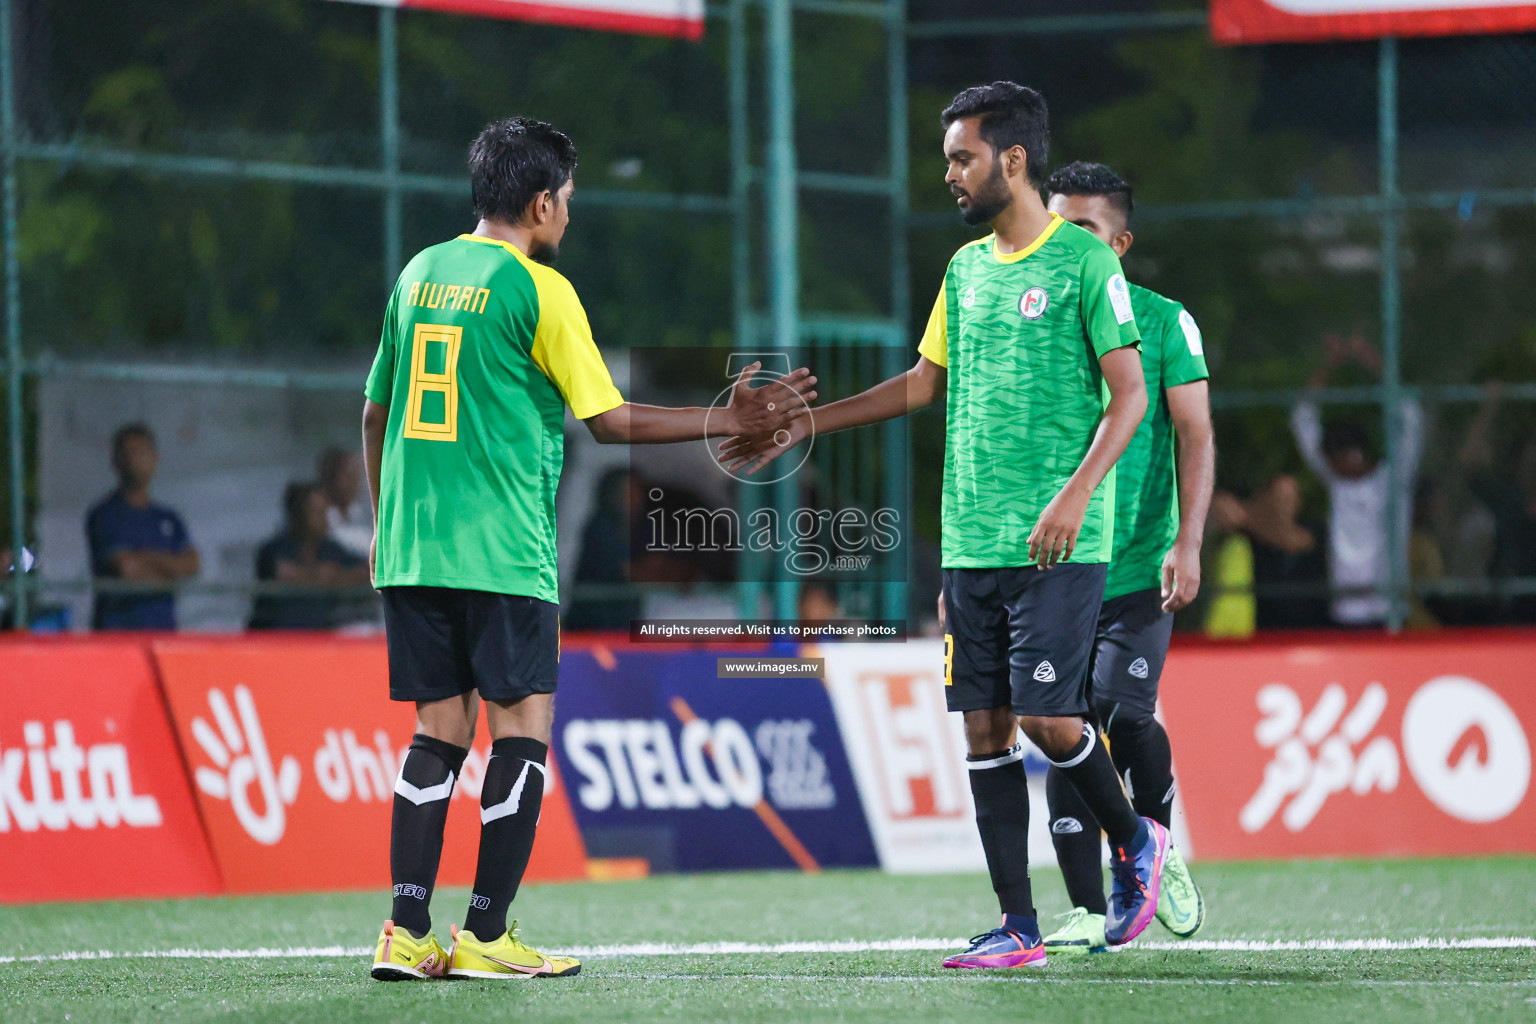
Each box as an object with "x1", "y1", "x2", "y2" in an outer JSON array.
[{"x1": 1346, "y1": 332, "x2": 1382, "y2": 375}]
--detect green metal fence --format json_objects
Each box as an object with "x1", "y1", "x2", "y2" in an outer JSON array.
[{"x1": 3, "y1": 0, "x2": 1533, "y2": 630}]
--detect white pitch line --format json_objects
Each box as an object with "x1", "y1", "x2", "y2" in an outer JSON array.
[
  {"x1": 603, "y1": 973, "x2": 1536, "y2": 989},
  {"x1": 1, "y1": 935, "x2": 1533, "y2": 965}
]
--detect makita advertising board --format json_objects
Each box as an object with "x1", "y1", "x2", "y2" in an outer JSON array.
[
  {"x1": 553, "y1": 647, "x2": 878, "y2": 872},
  {"x1": 0, "y1": 641, "x2": 220, "y2": 903}
]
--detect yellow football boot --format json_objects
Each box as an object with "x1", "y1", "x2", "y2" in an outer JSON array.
[
  {"x1": 448, "y1": 922, "x2": 581, "y2": 979},
  {"x1": 371, "y1": 919, "x2": 449, "y2": 980}
]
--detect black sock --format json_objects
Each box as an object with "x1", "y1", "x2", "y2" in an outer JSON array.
[
  {"x1": 1098, "y1": 701, "x2": 1176, "y2": 829},
  {"x1": 967, "y1": 744, "x2": 1036, "y2": 931},
  {"x1": 462, "y1": 736, "x2": 548, "y2": 940},
  {"x1": 390, "y1": 734, "x2": 469, "y2": 936},
  {"x1": 1045, "y1": 765, "x2": 1107, "y2": 916},
  {"x1": 1050, "y1": 722, "x2": 1141, "y2": 848}
]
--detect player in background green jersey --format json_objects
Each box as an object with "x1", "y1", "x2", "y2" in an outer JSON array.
[
  {"x1": 1040, "y1": 162, "x2": 1215, "y2": 953},
  {"x1": 721, "y1": 83, "x2": 1170, "y2": 967},
  {"x1": 363, "y1": 117, "x2": 813, "y2": 982}
]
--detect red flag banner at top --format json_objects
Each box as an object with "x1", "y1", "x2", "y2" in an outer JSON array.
[
  {"x1": 1212, "y1": 0, "x2": 1536, "y2": 43},
  {"x1": 336, "y1": 0, "x2": 704, "y2": 40}
]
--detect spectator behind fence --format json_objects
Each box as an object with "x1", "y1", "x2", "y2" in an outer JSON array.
[
  {"x1": 1291, "y1": 335, "x2": 1422, "y2": 627},
  {"x1": 318, "y1": 447, "x2": 373, "y2": 558},
  {"x1": 1245, "y1": 474, "x2": 1329, "y2": 630},
  {"x1": 249, "y1": 481, "x2": 371, "y2": 630},
  {"x1": 565, "y1": 468, "x2": 644, "y2": 631},
  {"x1": 1459, "y1": 382, "x2": 1536, "y2": 622},
  {"x1": 86, "y1": 423, "x2": 199, "y2": 630},
  {"x1": 1202, "y1": 490, "x2": 1255, "y2": 638}
]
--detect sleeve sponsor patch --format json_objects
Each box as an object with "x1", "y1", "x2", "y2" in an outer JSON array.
[
  {"x1": 1107, "y1": 273, "x2": 1134, "y2": 325},
  {"x1": 1178, "y1": 309, "x2": 1204, "y2": 356}
]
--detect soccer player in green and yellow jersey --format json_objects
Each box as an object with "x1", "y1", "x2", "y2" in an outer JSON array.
[
  {"x1": 721, "y1": 83, "x2": 1171, "y2": 967},
  {"x1": 363, "y1": 117, "x2": 812, "y2": 982},
  {"x1": 1040, "y1": 162, "x2": 1215, "y2": 954}
]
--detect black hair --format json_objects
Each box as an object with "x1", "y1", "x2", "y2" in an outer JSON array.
[
  {"x1": 468, "y1": 116, "x2": 579, "y2": 226},
  {"x1": 1322, "y1": 417, "x2": 1371, "y2": 456},
  {"x1": 1044, "y1": 160, "x2": 1134, "y2": 222},
  {"x1": 282, "y1": 481, "x2": 318, "y2": 531},
  {"x1": 316, "y1": 446, "x2": 352, "y2": 486},
  {"x1": 111, "y1": 423, "x2": 154, "y2": 460},
  {"x1": 940, "y1": 82, "x2": 1050, "y2": 185}
]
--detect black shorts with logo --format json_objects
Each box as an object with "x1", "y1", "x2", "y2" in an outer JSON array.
[
  {"x1": 1090, "y1": 587, "x2": 1175, "y2": 714},
  {"x1": 942, "y1": 563, "x2": 1108, "y2": 718},
  {"x1": 382, "y1": 586, "x2": 560, "y2": 703}
]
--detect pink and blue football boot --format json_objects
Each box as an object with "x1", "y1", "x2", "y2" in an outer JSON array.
[
  {"x1": 942, "y1": 921, "x2": 1047, "y2": 970},
  {"x1": 1105, "y1": 817, "x2": 1171, "y2": 946}
]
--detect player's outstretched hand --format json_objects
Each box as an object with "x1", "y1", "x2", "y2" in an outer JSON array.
[
  {"x1": 1160, "y1": 537, "x2": 1201, "y2": 612},
  {"x1": 722, "y1": 361, "x2": 816, "y2": 439},
  {"x1": 717, "y1": 414, "x2": 811, "y2": 476},
  {"x1": 1027, "y1": 486, "x2": 1089, "y2": 569}
]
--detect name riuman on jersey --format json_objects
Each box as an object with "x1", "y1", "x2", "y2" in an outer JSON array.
[{"x1": 405, "y1": 280, "x2": 491, "y2": 315}]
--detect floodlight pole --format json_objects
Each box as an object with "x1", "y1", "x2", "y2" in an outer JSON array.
[
  {"x1": 1379, "y1": 36, "x2": 1406, "y2": 631},
  {"x1": 765, "y1": 0, "x2": 799, "y2": 622},
  {"x1": 884, "y1": 0, "x2": 908, "y2": 625},
  {"x1": 729, "y1": 0, "x2": 767, "y2": 622},
  {"x1": 1, "y1": 0, "x2": 25, "y2": 628},
  {"x1": 380, "y1": 7, "x2": 403, "y2": 296}
]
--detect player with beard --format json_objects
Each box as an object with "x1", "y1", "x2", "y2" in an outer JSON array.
[
  {"x1": 364, "y1": 116, "x2": 813, "y2": 981},
  {"x1": 720, "y1": 83, "x2": 1169, "y2": 967}
]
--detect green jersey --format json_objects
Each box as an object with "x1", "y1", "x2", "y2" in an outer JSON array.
[
  {"x1": 365, "y1": 234, "x2": 625, "y2": 603},
  {"x1": 919, "y1": 214, "x2": 1141, "y2": 568},
  {"x1": 1104, "y1": 283, "x2": 1210, "y2": 599}
]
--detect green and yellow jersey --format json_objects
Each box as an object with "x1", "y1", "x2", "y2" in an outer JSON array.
[
  {"x1": 365, "y1": 234, "x2": 624, "y2": 603},
  {"x1": 1104, "y1": 283, "x2": 1210, "y2": 600},
  {"x1": 919, "y1": 213, "x2": 1141, "y2": 568}
]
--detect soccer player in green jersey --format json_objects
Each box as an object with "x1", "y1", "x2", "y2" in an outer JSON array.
[
  {"x1": 721, "y1": 83, "x2": 1171, "y2": 967},
  {"x1": 1040, "y1": 162, "x2": 1214, "y2": 953},
  {"x1": 363, "y1": 117, "x2": 812, "y2": 981}
]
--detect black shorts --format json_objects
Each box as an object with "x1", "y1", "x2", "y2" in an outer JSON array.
[
  {"x1": 1090, "y1": 588, "x2": 1174, "y2": 714},
  {"x1": 381, "y1": 586, "x2": 560, "y2": 703},
  {"x1": 942, "y1": 563, "x2": 1108, "y2": 718}
]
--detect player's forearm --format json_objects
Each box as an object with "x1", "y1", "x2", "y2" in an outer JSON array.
[
  {"x1": 589, "y1": 403, "x2": 720, "y2": 445},
  {"x1": 1174, "y1": 425, "x2": 1216, "y2": 548},
  {"x1": 362, "y1": 400, "x2": 388, "y2": 521},
  {"x1": 1063, "y1": 392, "x2": 1145, "y2": 501},
  {"x1": 809, "y1": 365, "x2": 937, "y2": 437}
]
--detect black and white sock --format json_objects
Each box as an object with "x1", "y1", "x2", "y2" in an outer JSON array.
[
  {"x1": 462, "y1": 736, "x2": 548, "y2": 941},
  {"x1": 1098, "y1": 701, "x2": 1176, "y2": 829},
  {"x1": 967, "y1": 744, "x2": 1037, "y2": 936},
  {"x1": 1045, "y1": 764, "x2": 1108, "y2": 916},
  {"x1": 390, "y1": 733, "x2": 469, "y2": 936},
  {"x1": 1049, "y1": 722, "x2": 1141, "y2": 849}
]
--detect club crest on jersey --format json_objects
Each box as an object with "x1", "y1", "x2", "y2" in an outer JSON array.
[
  {"x1": 1018, "y1": 286, "x2": 1049, "y2": 320},
  {"x1": 961, "y1": 285, "x2": 977, "y2": 309}
]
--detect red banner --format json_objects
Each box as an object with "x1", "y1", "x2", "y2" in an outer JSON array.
[
  {"x1": 0, "y1": 641, "x2": 220, "y2": 903},
  {"x1": 153, "y1": 638, "x2": 588, "y2": 895},
  {"x1": 1212, "y1": 0, "x2": 1536, "y2": 44},
  {"x1": 1161, "y1": 632, "x2": 1536, "y2": 859},
  {"x1": 334, "y1": 0, "x2": 704, "y2": 40}
]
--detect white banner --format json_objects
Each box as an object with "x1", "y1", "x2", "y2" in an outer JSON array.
[{"x1": 819, "y1": 642, "x2": 1061, "y2": 874}]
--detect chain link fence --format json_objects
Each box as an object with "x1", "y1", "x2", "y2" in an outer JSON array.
[{"x1": 3, "y1": 0, "x2": 1533, "y2": 634}]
